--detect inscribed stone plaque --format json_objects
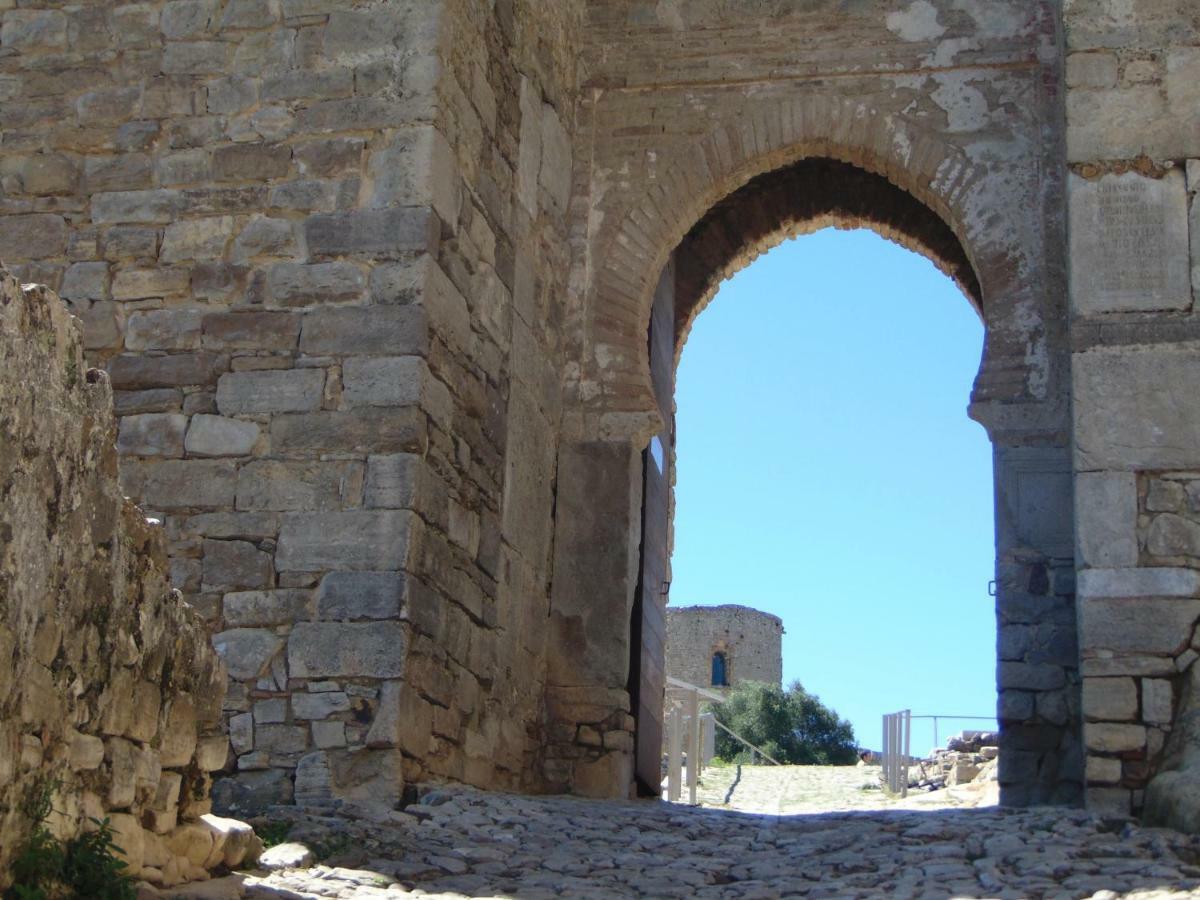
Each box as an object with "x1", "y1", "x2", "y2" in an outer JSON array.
[{"x1": 1069, "y1": 170, "x2": 1191, "y2": 314}]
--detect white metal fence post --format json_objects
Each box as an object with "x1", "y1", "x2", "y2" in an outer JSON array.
[
  {"x1": 687, "y1": 686, "x2": 701, "y2": 805},
  {"x1": 667, "y1": 705, "x2": 682, "y2": 802}
]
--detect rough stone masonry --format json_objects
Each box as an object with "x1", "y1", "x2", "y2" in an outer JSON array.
[
  {"x1": 0, "y1": 268, "x2": 256, "y2": 889},
  {"x1": 0, "y1": 0, "x2": 1198, "y2": 830}
]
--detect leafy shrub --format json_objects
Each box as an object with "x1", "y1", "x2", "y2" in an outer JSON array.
[
  {"x1": 4, "y1": 779, "x2": 135, "y2": 900},
  {"x1": 711, "y1": 680, "x2": 858, "y2": 766}
]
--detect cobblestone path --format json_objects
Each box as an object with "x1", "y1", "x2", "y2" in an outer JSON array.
[
  {"x1": 158, "y1": 772, "x2": 1200, "y2": 899},
  {"x1": 695, "y1": 764, "x2": 999, "y2": 815}
]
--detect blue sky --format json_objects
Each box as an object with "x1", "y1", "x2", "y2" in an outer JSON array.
[{"x1": 671, "y1": 228, "x2": 995, "y2": 754}]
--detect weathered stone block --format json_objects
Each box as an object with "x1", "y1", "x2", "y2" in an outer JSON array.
[
  {"x1": 1078, "y1": 567, "x2": 1200, "y2": 598},
  {"x1": 276, "y1": 511, "x2": 412, "y2": 572},
  {"x1": 213, "y1": 142, "x2": 292, "y2": 181},
  {"x1": 224, "y1": 590, "x2": 310, "y2": 629},
  {"x1": 184, "y1": 511, "x2": 278, "y2": 541},
  {"x1": 1086, "y1": 723, "x2": 1146, "y2": 754},
  {"x1": 540, "y1": 103, "x2": 572, "y2": 216},
  {"x1": 1075, "y1": 471, "x2": 1137, "y2": 568},
  {"x1": 299, "y1": 305, "x2": 426, "y2": 355},
  {"x1": 288, "y1": 622, "x2": 407, "y2": 678},
  {"x1": 342, "y1": 356, "x2": 424, "y2": 408},
  {"x1": 254, "y1": 699, "x2": 287, "y2": 724},
  {"x1": 304, "y1": 207, "x2": 439, "y2": 258},
  {"x1": 236, "y1": 459, "x2": 363, "y2": 511},
  {"x1": 312, "y1": 720, "x2": 346, "y2": 749},
  {"x1": 161, "y1": 697, "x2": 198, "y2": 767},
  {"x1": 270, "y1": 408, "x2": 426, "y2": 454},
  {"x1": 1065, "y1": 52, "x2": 1118, "y2": 89},
  {"x1": 0, "y1": 214, "x2": 66, "y2": 260},
  {"x1": 117, "y1": 413, "x2": 187, "y2": 458},
  {"x1": 83, "y1": 153, "x2": 151, "y2": 190},
  {"x1": 1143, "y1": 679, "x2": 1174, "y2": 725},
  {"x1": 261, "y1": 69, "x2": 353, "y2": 103},
  {"x1": 216, "y1": 368, "x2": 324, "y2": 415},
  {"x1": 291, "y1": 691, "x2": 350, "y2": 719},
  {"x1": 364, "y1": 454, "x2": 418, "y2": 509},
  {"x1": 160, "y1": 216, "x2": 234, "y2": 263},
  {"x1": 1080, "y1": 598, "x2": 1200, "y2": 655},
  {"x1": 1086, "y1": 755, "x2": 1122, "y2": 785},
  {"x1": 126, "y1": 309, "x2": 204, "y2": 351},
  {"x1": 317, "y1": 572, "x2": 405, "y2": 620},
  {"x1": 60, "y1": 262, "x2": 109, "y2": 303},
  {"x1": 103, "y1": 226, "x2": 159, "y2": 260},
  {"x1": 1070, "y1": 171, "x2": 1191, "y2": 315},
  {"x1": 1148, "y1": 479, "x2": 1185, "y2": 512},
  {"x1": 161, "y1": 0, "x2": 220, "y2": 38},
  {"x1": 1082, "y1": 677, "x2": 1138, "y2": 722},
  {"x1": 1, "y1": 10, "x2": 67, "y2": 49},
  {"x1": 256, "y1": 724, "x2": 307, "y2": 754},
  {"x1": 92, "y1": 190, "x2": 183, "y2": 224},
  {"x1": 18, "y1": 154, "x2": 78, "y2": 196},
  {"x1": 231, "y1": 217, "x2": 297, "y2": 260},
  {"x1": 294, "y1": 138, "x2": 364, "y2": 177},
  {"x1": 212, "y1": 629, "x2": 285, "y2": 681},
  {"x1": 163, "y1": 41, "x2": 229, "y2": 75},
  {"x1": 998, "y1": 661, "x2": 1067, "y2": 691},
  {"x1": 221, "y1": 0, "x2": 276, "y2": 29},
  {"x1": 202, "y1": 310, "x2": 301, "y2": 350},
  {"x1": 1148, "y1": 514, "x2": 1200, "y2": 558},
  {"x1": 185, "y1": 414, "x2": 261, "y2": 457},
  {"x1": 120, "y1": 459, "x2": 236, "y2": 509},
  {"x1": 202, "y1": 539, "x2": 272, "y2": 591},
  {"x1": 265, "y1": 261, "x2": 366, "y2": 307}
]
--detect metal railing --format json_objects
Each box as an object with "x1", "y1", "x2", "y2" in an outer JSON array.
[
  {"x1": 663, "y1": 677, "x2": 778, "y2": 805},
  {"x1": 881, "y1": 709, "x2": 912, "y2": 797}
]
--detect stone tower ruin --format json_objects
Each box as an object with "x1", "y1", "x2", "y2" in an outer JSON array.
[
  {"x1": 665, "y1": 605, "x2": 784, "y2": 692},
  {"x1": 1, "y1": 0, "x2": 1199, "y2": 826}
]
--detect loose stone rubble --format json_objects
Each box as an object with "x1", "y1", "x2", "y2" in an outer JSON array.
[
  {"x1": 906, "y1": 732, "x2": 1002, "y2": 793},
  {"x1": 0, "y1": 270, "x2": 253, "y2": 888},
  {"x1": 143, "y1": 778, "x2": 1200, "y2": 899}
]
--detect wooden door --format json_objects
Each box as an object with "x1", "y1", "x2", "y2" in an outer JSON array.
[{"x1": 629, "y1": 261, "x2": 675, "y2": 796}]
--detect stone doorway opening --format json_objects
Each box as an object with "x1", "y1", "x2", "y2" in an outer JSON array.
[
  {"x1": 660, "y1": 224, "x2": 993, "y2": 795},
  {"x1": 623, "y1": 157, "x2": 1080, "y2": 806}
]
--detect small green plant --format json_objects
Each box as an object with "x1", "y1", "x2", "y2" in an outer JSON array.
[
  {"x1": 255, "y1": 820, "x2": 293, "y2": 849},
  {"x1": 310, "y1": 832, "x2": 354, "y2": 862},
  {"x1": 4, "y1": 778, "x2": 135, "y2": 900}
]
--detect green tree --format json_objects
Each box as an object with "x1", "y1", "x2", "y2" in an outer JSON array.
[{"x1": 711, "y1": 680, "x2": 858, "y2": 765}]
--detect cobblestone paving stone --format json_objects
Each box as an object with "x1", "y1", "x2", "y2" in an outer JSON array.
[{"x1": 167, "y1": 768, "x2": 1200, "y2": 900}]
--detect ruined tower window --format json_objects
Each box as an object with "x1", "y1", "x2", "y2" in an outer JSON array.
[{"x1": 712, "y1": 651, "x2": 729, "y2": 687}]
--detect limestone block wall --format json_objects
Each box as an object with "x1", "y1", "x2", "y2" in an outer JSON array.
[
  {"x1": 0, "y1": 0, "x2": 449, "y2": 813},
  {"x1": 0, "y1": 0, "x2": 591, "y2": 807},
  {"x1": 0, "y1": 269, "x2": 237, "y2": 888},
  {"x1": 665, "y1": 605, "x2": 784, "y2": 692},
  {"x1": 1064, "y1": 1, "x2": 1200, "y2": 817},
  {"x1": 400, "y1": 0, "x2": 585, "y2": 793}
]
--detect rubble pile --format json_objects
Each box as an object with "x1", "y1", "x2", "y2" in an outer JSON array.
[{"x1": 905, "y1": 731, "x2": 1000, "y2": 792}]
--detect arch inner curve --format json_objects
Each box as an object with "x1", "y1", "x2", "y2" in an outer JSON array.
[{"x1": 671, "y1": 158, "x2": 983, "y2": 366}]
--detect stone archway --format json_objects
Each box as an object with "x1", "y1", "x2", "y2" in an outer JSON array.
[{"x1": 547, "y1": 99, "x2": 1079, "y2": 806}]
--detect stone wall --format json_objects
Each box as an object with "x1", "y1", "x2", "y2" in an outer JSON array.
[
  {"x1": 1064, "y1": 0, "x2": 1200, "y2": 818},
  {"x1": 0, "y1": 269, "x2": 244, "y2": 889},
  {"x1": 0, "y1": 0, "x2": 586, "y2": 807},
  {"x1": 14, "y1": 0, "x2": 1200, "y2": 813},
  {"x1": 665, "y1": 605, "x2": 784, "y2": 692}
]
